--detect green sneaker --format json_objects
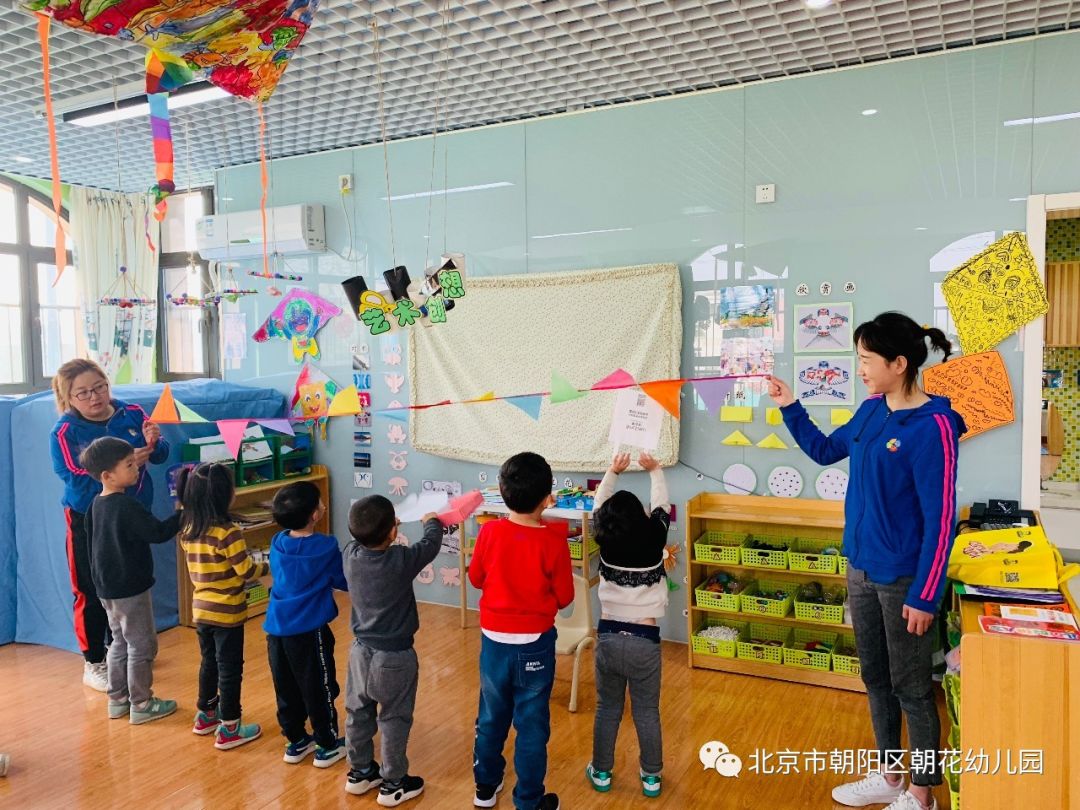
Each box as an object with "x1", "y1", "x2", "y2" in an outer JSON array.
[
  {"x1": 108, "y1": 700, "x2": 131, "y2": 719},
  {"x1": 130, "y1": 697, "x2": 178, "y2": 725},
  {"x1": 586, "y1": 763, "x2": 612, "y2": 792},
  {"x1": 641, "y1": 772, "x2": 662, "y2": 798}
]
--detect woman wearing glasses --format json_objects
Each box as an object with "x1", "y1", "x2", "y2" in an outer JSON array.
[{"x1": 49, "y1": 359, "x2": 170, "y2": 691}]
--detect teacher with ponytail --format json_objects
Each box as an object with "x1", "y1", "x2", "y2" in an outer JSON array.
[{"x1": 768, "y1": 312, "x2": 965, "y2": 810}]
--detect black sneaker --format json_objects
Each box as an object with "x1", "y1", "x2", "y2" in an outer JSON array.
[
  {"x1": 535, "y1": 794, "x2": 560, "y2": 810},
  {"x1": 474, "y1": 780, "x2": 504, "y2": 807},
  {"x1": 377, "y1": 774, "x2": 425, "y2": 807},
  {"x1": 345, "y1": 761, "x2": 383, "y2": 796}
]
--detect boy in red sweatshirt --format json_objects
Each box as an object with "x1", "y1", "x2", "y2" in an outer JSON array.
[{"x1": 470, "y1": 452, "x2": 574, "y2": 810}]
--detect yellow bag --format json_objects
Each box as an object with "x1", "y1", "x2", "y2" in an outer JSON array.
[{"x1": 947, "y1": 525, "x2": 1060, "y2": 590}]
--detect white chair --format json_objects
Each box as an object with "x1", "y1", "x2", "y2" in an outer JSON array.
[{"x1": 554, "y1": 573, "x2": 595, "y2": 712}]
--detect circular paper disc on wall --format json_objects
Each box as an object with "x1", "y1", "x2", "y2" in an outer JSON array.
[
  {"x1": 723, "y1": 463, "x2": 757, "y2": 496},
  {"x1": 815, "y1": 468, "x2": 849, "y2": 501},
  {"x1": 767, "y1": 466, "x2": 804, "y2": 498}
]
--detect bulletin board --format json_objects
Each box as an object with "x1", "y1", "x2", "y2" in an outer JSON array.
[{"x1": 409, "y1": 263, "x2": 682, "y2": 471}]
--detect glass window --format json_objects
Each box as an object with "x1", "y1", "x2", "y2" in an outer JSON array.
[
  {"x1": 0, "y1": 254, "x2": 24, "y2": 384},
  {"x1": 28, "y1": 198, "x2": 60, "y2": 249},
  {"x1": 161, "y1": 264, "x2": 207, "y2": 374},
  {"x1": 0, "y1": 186, "x2": 16, "y2": 244},
  {"x1": 37, "y1": 263, "x2": 81, "y2": 378},
  {"x1": 161, "y1": 191, "x2": 206, "y2": 254}
]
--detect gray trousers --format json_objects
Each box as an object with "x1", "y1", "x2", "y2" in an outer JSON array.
[
  {"x1": 592, "y1": 632, "x2": 663, "y2": 775},
  {"x1": 345, "y1": 641, "x2": 418, "y2": 782},
  {"x1": 100, "y1": 589, "x2": 158, "y2": 707},
  {"x1": 847, "y1": 566, "x2": 942, "y2": 786}
]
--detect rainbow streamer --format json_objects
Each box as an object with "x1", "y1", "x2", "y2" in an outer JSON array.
[{"x1": 147, "y1": 92, "x2": 175, "y2": 222}]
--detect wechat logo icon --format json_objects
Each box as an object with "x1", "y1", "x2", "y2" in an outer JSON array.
[{"x1": 699, "y1": 740, "x2": 743, "y2": 778}]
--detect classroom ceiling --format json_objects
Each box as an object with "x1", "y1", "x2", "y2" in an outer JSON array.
[{"x1": 0, "y1": 0, "x2": 1076, "y2": 193}]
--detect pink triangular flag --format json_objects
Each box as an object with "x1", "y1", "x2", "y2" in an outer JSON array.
[
  {"x1": 216, "y1": 420, "x2": 250, "y2": 460},
  {"x1": 692, "y1": 378, "x2": 736, "y2": 416},
  {"x1": 591, "y1": 368, "x2": 636, "y2": 391},
  {"x1": 254, "y1": 418, "x2": 295, "y2": 436}
]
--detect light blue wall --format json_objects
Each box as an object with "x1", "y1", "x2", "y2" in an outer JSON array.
[{"x1": 218, "y1": 32, "x2": 1080, "y2": 641}]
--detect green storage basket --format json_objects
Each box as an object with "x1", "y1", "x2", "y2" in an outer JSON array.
[
  {"x1": 693, "y1": 531, "x2": 744, "y2": 565},
  {"x1": 695, "y1": 576, "x2": 751, "y2": 613},
  {"x1": 739, "y1": 580, "x2": 797, "y2": 618},
  {"x1": 568, "y1": 535, "x2": 599, "y2": 560},
  {"x1": 839, "y1": 556, "x2": 849, "y2": 576},
  {"x1": 245, "y1": 581, "x2": 269, "y2": 606},
  {"x1": 794, "y1": 589, "x2": 847, "y2": 625},
  {"x1": 740, "y1": 535, "x2": 790, "y2": 570},
  {"x1": 691, "y1": 617, "x2": 747, "y2": 659},
  {"x1": 783, "y1": 628, "x2": 837, "y2": 671},
  {"x1": 832, "y1": 634, "x2": 861, "y2": 677},
  {"x1": 736, "y1": 622, "x2": 790, "y2": 665},
  {"x1": 788, "y1": 538, "x2": 840, "y2": 574}
]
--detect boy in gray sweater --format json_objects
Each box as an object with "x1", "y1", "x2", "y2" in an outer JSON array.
[{"x1": 342, "y1": 495, "x2": 443, "y2": 807}]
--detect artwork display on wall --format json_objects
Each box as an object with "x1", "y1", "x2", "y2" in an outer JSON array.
[
  {"x1": 794, "y1": 356, "x2": 854, "y2": 406},
  {"x1": 794, "y1": 303, "x2": 853, "y2": 352}
]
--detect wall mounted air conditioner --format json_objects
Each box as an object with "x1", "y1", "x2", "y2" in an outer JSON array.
[{"x1": 195, "y1": 204, "x2": 326, "y2": 260}]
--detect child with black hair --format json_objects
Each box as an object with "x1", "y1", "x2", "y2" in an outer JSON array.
[
  {"x1": 176, "y1": 462, "x2": 269, "y2": 750},
  {"x1": 342, "y1": 495, "x2": 443, "y2": 806},
  {"x1": 585, "y1": 450, "x2": 670, "y2": 799},
  {"x1": 265, "y1": 481, "x2": 348, "y2": 768},
  {"x1": 470, "y1": 451, "x2": 574, "y2": 810},
  {"x1": 80, "y1": 436, "x2": 181, "y2": 724}
]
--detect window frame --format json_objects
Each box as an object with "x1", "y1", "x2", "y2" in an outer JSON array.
[
  {"x1": 0, "y1": 180, "x2": 75, "y2": 394},
  {"x1": 156, "y1": 187, "x2": 220, "y2": 382}
]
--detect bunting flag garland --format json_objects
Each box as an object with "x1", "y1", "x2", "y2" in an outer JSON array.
[
  {"x1": 216, "y1": 419, "x2": 249, "y2": 460},
  {"x1": 550, "y1": 371, "x2": 586, "y2": 404},
  {"x1": 639, "y1": 380, "x2": 683, "y2": 419},
  {"x1": 506, "y1": 395, "x2": 543, "y2": 421},
  {"x1": 327, "y1": 385, "x2": 362, "y2": 417},
  {"x1": 175, "y1": 401, "x2": 209, "y2": 423},
  {"x1": 149, "y1": 384, "x2": 180, "y2": 423},
  {"x1": 691, "y1": 378, "x2": 736, "y2": 416},
  {"x1": 591, "y1": 368, "x2": 636, "y2": 391},
  {"x1": 253, "y1": 418, "x2": 294, "y2": 436}
]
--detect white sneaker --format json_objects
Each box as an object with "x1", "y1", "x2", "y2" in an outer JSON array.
[
  {"x1": 832, "y1": 772, "x2": 906, "y2": 807},
  {"x1": 83, "y1": 661, "x2": 108, "y2": 692},
  {"x1": 884, "y1": 792, "x2": 937, "y2": 810}
]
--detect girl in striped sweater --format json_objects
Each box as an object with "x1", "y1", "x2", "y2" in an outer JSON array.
[{"x1": 177, "y1": 462, "x2": 269, "y2": 750}]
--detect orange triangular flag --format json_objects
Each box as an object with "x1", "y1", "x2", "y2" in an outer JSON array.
[
  {"x1": 149, "y1": 384, "x2": 180, "y2": 424},
  {"x1": 640, "y1": 380, "x2": 682, "y2": 419}
]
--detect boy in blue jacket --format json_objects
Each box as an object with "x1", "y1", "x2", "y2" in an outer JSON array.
[{"x1": 266, "y1": 481, "x2": 349, "y2": 768}]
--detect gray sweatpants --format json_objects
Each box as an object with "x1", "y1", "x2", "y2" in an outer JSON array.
[
  {"x1": 592, "y1": 632, "x2": 663, "y2": 775},
  {"x1": 100, "y1": 589, "x2": 158, "y2": 708},
  {"x1": 345, "y1": 641, "x2": 418, "y2": 782}
]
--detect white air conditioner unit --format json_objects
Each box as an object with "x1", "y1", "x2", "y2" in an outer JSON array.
[{"x1": 195, "y1": 204, "x2": 326, "y2": 260}]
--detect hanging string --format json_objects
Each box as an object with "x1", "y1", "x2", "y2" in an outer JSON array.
[
  {"x1": 35, "y1": 13, "x2": 68, "y2": 285},
  {"x1": 257, "y1": 100, "x2": 270, "y2": 278},
  {"x1": 370, "y1": 17, "x2": 397, "y2": 268},
  {"x1": 424, "y1": 0, "x2": 451, "y2": 273}
]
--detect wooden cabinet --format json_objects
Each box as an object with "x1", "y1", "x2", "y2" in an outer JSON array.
[
  {"x1": 1044, "y1": 262, "x2": 1080, "y2": 346},
  {"x1": 175, "y1": 465, "x2": 331, "y2": 628},
  {"x1": 686, "y1": 493, "x2": 865, "y2": 693}
]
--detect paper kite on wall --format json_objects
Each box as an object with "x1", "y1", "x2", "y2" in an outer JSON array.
[
  {"x1": 289, "y1": 362, "x2": 339, "y2": 440},
  {"x1": 941, "y1": 231, "x2": 1049, "y2": 354},
  {"x1": 253, "y1": 288, "x2": 342, "y2": 363}
]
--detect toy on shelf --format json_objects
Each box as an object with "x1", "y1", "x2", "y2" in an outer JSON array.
[{"x1": 99, "y1": 266, "x2": 155, "y2": 308}]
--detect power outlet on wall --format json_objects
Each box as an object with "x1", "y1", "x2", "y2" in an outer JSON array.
[{"x1": 339, "y1": 174, "x2": 353, "y2": 193}]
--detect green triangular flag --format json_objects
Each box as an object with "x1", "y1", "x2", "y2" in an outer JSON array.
[
  {"x1": 114, "y1": 356, "x2": 132, "y2": 384},
  {"x1": 175, "y1": 400, "x2": 209, "y2": 423},
  {"x1": 549, "y1": 371, "x2": 586, "y2": 404}
]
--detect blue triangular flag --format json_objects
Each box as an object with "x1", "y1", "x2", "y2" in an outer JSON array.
[
  {"x1": 374, "y1": 408, "x2": 409, "y2": 422},
  {"x1": 506, "y1": 395, "x2": 543, "y2": 421}
]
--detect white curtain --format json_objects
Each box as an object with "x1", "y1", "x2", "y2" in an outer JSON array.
[{"x1": 69, "y1": 187, "x2": 160, "y2": 383}]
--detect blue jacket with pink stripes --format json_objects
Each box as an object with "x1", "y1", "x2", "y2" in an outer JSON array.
[
  {"x1": 782, "y1": 395, "x2": 966, "y2": 613},
  {"x1": 50, "y1": 400, "x2": 171, "y2": 515}
]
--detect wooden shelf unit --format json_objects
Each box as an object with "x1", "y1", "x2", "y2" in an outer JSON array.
[
  {"x1": 686, "y1": 492, "x2": 865, "y2": 693},
  {"x1": 176, "y1": 465, "x2": 331, "y2": 628},
  {"x1": 458, "y1": 502, "x2": 599, "y2": 629}
]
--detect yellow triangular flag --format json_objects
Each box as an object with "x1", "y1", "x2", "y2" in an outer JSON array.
[
  {"x1": 721, "y1": 429, "x2": 752, "y2": 446},
  {"x1": 766, "y1": 407, "x2": 782, "y2": 426},
  {"x1": 831, "y1": 408, "x2": 854, "y2": 426},
  {"x1": 720, "y1": 406, "x2": 753, "y2": 423},
  {"x1": 327, "y1": 385, "x2": 362, "y2": 416},
  {"x1": 466, "y1": 391, "x2": 496, "y2": 403},
  {"x1": 756, "y1": 432, "x2": 789, "y2": 450}
]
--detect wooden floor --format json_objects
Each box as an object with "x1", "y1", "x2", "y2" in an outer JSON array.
[{"x1": 0, "y1": 597, "x2": 945, "y2": 809}]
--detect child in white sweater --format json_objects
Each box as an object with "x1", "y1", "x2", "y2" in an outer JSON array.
[{"x1": 586, "y1": 451, "x2": 670, "y2": 799}]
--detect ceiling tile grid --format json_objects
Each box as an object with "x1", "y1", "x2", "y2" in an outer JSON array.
[{"x1": 0, "y1": 0, "x2": 1074, "y2": 191}]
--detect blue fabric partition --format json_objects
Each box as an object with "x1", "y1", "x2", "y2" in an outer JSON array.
[
  {"x1": 11, "y1": 380, "x2": 287, "y2": 652},
  {"x1": 0, "y1": 396, "x2": 25, "y2": 644}
]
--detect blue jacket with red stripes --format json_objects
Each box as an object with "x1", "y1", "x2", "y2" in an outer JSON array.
[
  {"x1": 782, "y1": 395, "x2": 966, "y2": 613},
  {"x1": 50, "y1": 400, "x2": 171, "y2": 515}
]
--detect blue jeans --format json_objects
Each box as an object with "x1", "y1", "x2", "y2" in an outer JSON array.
[{"x1": 473, "y1": 629, "x2": 557, "y2": 810}]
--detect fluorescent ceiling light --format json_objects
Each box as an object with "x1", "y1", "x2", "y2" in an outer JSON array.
[
  {"x1": 804, "y1": 0, "x2": 832, "y2": 8},
  {"x1": 1003, "y1": 112, "x2": 1080, "y2": 127},
  {"x1": 914, "y1": 226, "x2": 928, "y2": 231},
  {"x1": 531, "y1": 227, "x2": 632, "y2": 240},
  {"x1": 861, "y1": 108, "x2": 878, "y2": 116},
  {"x1": 381, "y1": 182, "x2": 513, "y2": 201},
  {"x1": 65, "y1": 84, "x2": 231, "y2": 128}
]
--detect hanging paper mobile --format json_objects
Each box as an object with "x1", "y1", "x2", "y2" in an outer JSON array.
[
  {"x1": 166, "y1": 261, "x2": 257, "y2": 308},
  {"x1": 100, "y1": 266, "x2": 155, "y2": 308},
  {"x1": 252, "y1": 288, "x2": 342, "y2": 362}
]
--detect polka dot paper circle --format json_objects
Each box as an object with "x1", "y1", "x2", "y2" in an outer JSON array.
[
  {"x1": 767, "y1": 466, "x2": 804, "y2": 498},
  {"x1": 815, "y1": 468, "x2": 849, "y2": 501},
  {"x1": 722, "y1": 463, "x2": 757, "y2": 496}
]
